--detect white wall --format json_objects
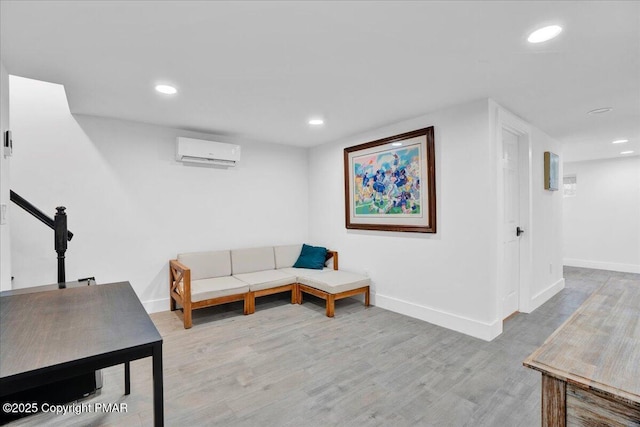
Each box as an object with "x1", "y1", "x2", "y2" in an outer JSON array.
[
  {"x1": 309, "y1": 99, "x2": 502, "y2": 340},
  {"x1": 308, "y1": 99, "x2": 565, "y2": 340},
  {"x1": 0, "y1": 62, "x2": 11, "y2": 291},
  {"x1": 7, "y1": 76, "x2": 566, "y2": 339},
  {"x1": 529, "y1": 126, "x2": 565, "y2": 308},
  {"x1": 9, "y1": 76, "x2": 309, "y2": 310},
  {"x1": 563, "y1": 156, "x2": 640, "y2": 273}
]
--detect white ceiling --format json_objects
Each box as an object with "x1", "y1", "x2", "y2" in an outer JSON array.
[{"x1": 1, "y1": 1, "x2": 638, "y2": 161}]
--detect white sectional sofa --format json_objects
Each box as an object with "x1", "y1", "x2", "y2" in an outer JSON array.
[{"x1": 169, "y1": 244, "x2": 369, "y2": 328}]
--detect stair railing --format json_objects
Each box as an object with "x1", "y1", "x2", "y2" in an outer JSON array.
[{"x1": 9, "y1": 190, "x2": 73, "y2": 285}]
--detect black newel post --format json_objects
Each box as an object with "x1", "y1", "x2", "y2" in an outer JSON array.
[{"x1": 54, "y1": 206, "x2": 68, "y2": 285}]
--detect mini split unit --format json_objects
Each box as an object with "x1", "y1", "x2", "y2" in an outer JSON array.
[{"x1": 176, "y1": 137, "x2": 241, "y2": 167}]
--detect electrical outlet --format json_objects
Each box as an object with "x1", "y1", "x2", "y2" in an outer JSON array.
[
  {"x1": 0, "y1": 204, "x2": 6, "y2": 225},
  {"x1": 549, "y1": 263, "x2": 553, "y2": 274}
]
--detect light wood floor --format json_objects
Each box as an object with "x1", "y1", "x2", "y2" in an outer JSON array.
[{"x1": 7, "y1": 267, "x2": 639, "y2": 426}]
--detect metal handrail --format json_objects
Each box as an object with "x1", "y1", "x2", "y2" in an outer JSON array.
[
  {"x1": 10, "y1": 190, "x2": 73, "y2": 240},
  {"x1": 10, "y1": 190, "x2": 73, "y2": 283}
]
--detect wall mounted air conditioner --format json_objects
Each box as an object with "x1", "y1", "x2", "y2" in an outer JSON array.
[{"x1": 176, "y1": 137, "x2": 241, "y2": 167}]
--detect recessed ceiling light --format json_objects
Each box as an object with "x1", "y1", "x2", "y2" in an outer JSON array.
[
  {"x1": 587, "y1": 107, "x2": 613, "y2": 115},
  {"x1": 155, "y1": 84, "x2": 177, "y2": 95},
  {"x1": 620, "y1": 151, "x2": 634, "y2": 155},
  {"x1": 612, "y1": 139, "x2": 628, "y2": 144},
  {"x1": 308, "y1": 119, "x2": 324, "y2": 126},
  {"x1": 527, "y1": 25, "x2": 563, "y2": 43},
  {"x1": 391, "y1": 142, "x2": 403, "y2": 147}
]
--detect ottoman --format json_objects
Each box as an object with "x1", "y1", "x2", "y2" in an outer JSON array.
[{"x1": 297, "y1": 270, "x2": 370, "y2": 317}]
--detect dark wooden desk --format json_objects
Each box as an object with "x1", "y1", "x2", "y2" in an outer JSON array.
[
  {"x1": 0, "y1": 281, "x2": 164, "y2": 426},
  {"x1": 524, "y1": 278, "x2": 640, "y2": 426},
  {"x1": 0, "y1": 280, "x2": 92, "y2": 297}
]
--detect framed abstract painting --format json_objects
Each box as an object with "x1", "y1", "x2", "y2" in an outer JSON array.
[{"x1": 344, "y1": 127, "x2": 436, "y2": 233}]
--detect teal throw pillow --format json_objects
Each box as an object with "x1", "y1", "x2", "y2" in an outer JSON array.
[{"x1": 293, "y1": 244, "x2": 327, "y2": 269}]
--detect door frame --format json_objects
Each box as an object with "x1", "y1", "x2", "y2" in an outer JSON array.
[{"x1": 496, "y1": 108, "x2": 533, "y2": 318}]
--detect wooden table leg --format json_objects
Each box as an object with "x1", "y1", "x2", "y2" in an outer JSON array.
[
  {"x1": 124, "y1": 361, "x2": 130, "y2": 395},
  {"x1": 542, "y1": 374, "x2": 566, "y2": 427},
  {"x1": 152, "y1": 342, "x2": 164, "y2": 427}
]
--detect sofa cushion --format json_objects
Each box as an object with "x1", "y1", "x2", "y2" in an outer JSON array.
[
  {"x1": 180, "y1": 276, "x2": 249, "y2": 302},
  {"x1": 234, "y1": 270, "x2": 297, "y2": 292},
  {"x1": 278, "y1": 267, "x2": 333, "y2": 277},
  {"x1": 274, "y1": 244, "x2": 303, "y2": 269},
  {"x1": 177, "y1": 250, "x2": 231, "y2": 280},
  {"x1": 231, "y1": 247, "x2": 275, "y2": 274},
  {"x1": 298, "y1": 270, "x2": 370, "y2": 294},
  {"x1": 293, "y1": 244, "x2": 327, "y2": 269}
]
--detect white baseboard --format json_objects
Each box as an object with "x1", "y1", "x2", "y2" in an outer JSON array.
[
  {"x1": 524, "y1": 278, "x2": 565, "y2": 313},
  {"x1": 146, "y1": 293, "x2": 504, "y2": 340},
  {"x1": 564, "y1": 258, "x2": 640, "y2": 274},
  {"x1": 142, "y1": 297, "x2": 170, "y2": 314},
  {"x1": 373, "y1": 293, "x2": 502, "y2": 341}
]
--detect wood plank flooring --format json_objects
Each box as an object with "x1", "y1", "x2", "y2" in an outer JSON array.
[{"x1": 6, "y1": 267, "x2": 639, "y2": 426}]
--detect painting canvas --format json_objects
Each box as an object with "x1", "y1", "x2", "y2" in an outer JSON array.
[
  {"x1": 544, "y1": 151, "x2": 559, "y2": 191},
  {"x1": 344, "y1": 127, "x2": 436, "y2": 233}
]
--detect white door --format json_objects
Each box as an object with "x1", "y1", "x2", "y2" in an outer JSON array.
[{"x1": 502, "y1": 129, "x2": 520, "y2": 318}]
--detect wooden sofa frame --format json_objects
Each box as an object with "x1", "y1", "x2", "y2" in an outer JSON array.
[
  {"x1": 169, "y1": 259, "x2": 251, "y2": 329},
  {"x1": 295, "y1": 251, "x2": 370, "y2": 317},
  {"x1": 296, "y1": 251, "x2": 370, "y2": 317},
  {"x1": 297, "y1": 284, "x2": 370, "y2": 318},
  {"x1": 169, "y1": 250, "x2": 344, "y2": 328}
]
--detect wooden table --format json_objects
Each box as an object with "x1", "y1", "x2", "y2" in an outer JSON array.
[
  {"x1": 524, "y1": 278, "x2": 640, "y2": 426},
  {"x1": 0, "y1": 281, "x2": 164, "y2": 426},
  {"x1": 0, "y1": 280, "x2": 91, "y2": 297}
]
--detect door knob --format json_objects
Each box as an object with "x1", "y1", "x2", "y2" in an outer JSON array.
[{"x1": 516, "y1": 226, "x2": 524, "y2": 237}]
